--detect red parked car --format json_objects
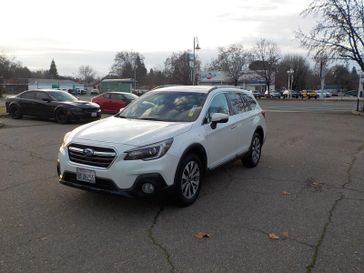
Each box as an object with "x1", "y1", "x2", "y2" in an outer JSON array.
[{"x1": 91, "y1": 92, "x2": 138, "y2": 113}]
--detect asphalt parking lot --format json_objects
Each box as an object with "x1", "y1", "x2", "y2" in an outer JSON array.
[{"x1": 0, "y1": 101, "x2": 363, "y2": 273}]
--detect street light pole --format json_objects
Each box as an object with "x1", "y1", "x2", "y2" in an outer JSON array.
[
  {"x1": 286, "y1": 68, "x2": 294, "y2": 93},
  {"x1": 192, "y1": 37, "x2": 200, "y2": 85}
]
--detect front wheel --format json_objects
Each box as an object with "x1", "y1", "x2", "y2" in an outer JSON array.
[
  {"x1": 55, "y1": 109, "x2": 69, "y2": 124},
  {"x1": 9, "y1": 104, "x2": 23, "y2": 119},
  {"x1": 242, "y1": 132, "x2": 262, "y2": 168},
  {"x1": 174, "y1": 154, "x2": 202, "y2": 206}
]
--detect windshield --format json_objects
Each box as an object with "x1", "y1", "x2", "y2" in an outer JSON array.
[
  {"x1": 49, "y1": 91, "x2": 78, "y2": 102},
  {"x1": 118, "y1": 91, "x2": 207, "y2": 122}
]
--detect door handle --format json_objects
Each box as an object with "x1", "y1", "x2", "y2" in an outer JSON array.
[{"x1": 231, "y1": 124, "x2": 238, "y2": 130}]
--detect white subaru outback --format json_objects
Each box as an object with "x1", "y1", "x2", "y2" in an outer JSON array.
[{"x1": 57, "y1": 86, "x2": 266, "y2": 206}]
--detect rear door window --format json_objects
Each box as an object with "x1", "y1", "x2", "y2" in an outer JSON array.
[{"x1": 35, "y1": 92, "x2": 50, "y2": 101}]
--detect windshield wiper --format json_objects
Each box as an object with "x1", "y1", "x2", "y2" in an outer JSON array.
[{"x1": 138, "y1": 117, "x2": 162, "y2": 121}]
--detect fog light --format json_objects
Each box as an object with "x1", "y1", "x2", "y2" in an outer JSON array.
[
  {"x1": 57, "y1": 161, "x2": 61, "y2": 178},
  {"x1": 141, "y1": 183, "x2": 155, "y2": 194}
]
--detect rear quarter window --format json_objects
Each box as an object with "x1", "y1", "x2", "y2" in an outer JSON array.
[
  {"x1": 245, "y1": 94, "x2": 257, "y2": 110},
  {"x1": 240, "y1": 93, "x2": 258, "y2": 111},
  {"x1": 19, "y1": 92, "x2": 36, "y2": 99},
  {"x1": 226, "y1": 92, "x2": 245, "y2": 115}
]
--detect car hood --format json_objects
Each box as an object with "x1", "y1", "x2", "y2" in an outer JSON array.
[
  {"x1": 59, "y1": 101, "x2": 99, "y2": 109},
  {"x1": 70, "y1": 116, "x2": 193, "y2": 146}
]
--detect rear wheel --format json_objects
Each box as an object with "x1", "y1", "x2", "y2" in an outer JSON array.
[
  {"x1": 9, "y1": 104, "x2": 22, "y2": 119},
  {"x1": 174, "y1": 154, "x2": 202, "y2": 206},
  {"x1": 242, "y1": 132, "x2": 262, "y2": 168},
  {"x1": 55, "y1": 109, "x2": 69, "y2": 124}
]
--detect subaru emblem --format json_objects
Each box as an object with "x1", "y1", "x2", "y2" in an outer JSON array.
[{"x1": 84, "y1": 148, "x2": 94, "y2": 157}]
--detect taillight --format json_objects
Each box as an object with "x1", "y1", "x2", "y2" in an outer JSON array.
[{"x1": 261, "y1": 111, "x2": 266, "y2": 118}]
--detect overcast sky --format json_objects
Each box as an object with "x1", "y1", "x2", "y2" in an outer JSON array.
[{"x1": 1, "y1": 0, "x2": 314, "y2": 76}]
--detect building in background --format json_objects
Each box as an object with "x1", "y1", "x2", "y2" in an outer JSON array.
[
  {"x1": 28, "y1": 79, "x2": 84, "y2": 90},
  {"x1": 199, "y1": 69, "x2": 275, "y2": 92},
  {"x1": 99, "y1": 79, "x2": 134, "y2": 93}
]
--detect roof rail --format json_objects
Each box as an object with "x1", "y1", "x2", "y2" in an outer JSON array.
[{"x1": 208, "y1": 86, "x2": 219, "y2": 93}]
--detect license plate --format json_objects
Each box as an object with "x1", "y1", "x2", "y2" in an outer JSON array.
[
  {"x1": 76, "y1": 168, "x2": 96, "y2": 183},
  {"x1": 91, "y1": 112, "x2": 97, "y2": 117}
]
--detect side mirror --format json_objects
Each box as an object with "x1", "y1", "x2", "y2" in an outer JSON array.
[{"x1": 210, "y1": 113, "x2": 229, "y2": 129}]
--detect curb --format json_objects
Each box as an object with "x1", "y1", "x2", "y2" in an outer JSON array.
[{"x1": 352, "y1": 110, "x2": 364, "y2": 116}]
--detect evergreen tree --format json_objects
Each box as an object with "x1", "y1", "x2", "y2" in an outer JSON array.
[{"x1": 49, "y1": 59, "x2": 58, "y2": 79}]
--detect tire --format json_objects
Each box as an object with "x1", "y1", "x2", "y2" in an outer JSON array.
[
  {"x1": 9, "y1": 104, "x2": 22, "y2": 119},
  {"x1": 174, "y1": 154, "x2": 202, "y2": 206},
  {"x1": 55, "y1": 108, "x2": 69, "y2": 124},
  {"x1": 242, "y1": 132, "x2": 262, "y2": 168}
]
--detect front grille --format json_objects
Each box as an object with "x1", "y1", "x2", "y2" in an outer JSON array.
[
  {"x1": 83, "y1": 108, "x2": 99, "y2": 113},
  {"x1": 63, "y1": 172, "x2": 118, "y2": 191},
  {"x1": 68, "y1": 143, "x2": 116, "y2": 168}
]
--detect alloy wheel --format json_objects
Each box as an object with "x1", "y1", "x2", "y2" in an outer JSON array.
[
  {"x1": 251, "y1": 136, "x2": 261, "y2": 164},
  {"x1": 181, "y1": 161, "x2": 200, "y2": 199}
]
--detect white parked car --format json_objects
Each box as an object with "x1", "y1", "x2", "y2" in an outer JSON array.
[
  {"x1": 57, "y1": 86, "x2": 267, "y2": 206},
  {"x1": 90, "y1": 89, "x2": 100, "y2": 95}
]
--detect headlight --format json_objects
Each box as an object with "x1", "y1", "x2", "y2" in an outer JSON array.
[
  {"x1": 71, "y1": 107, "x2": 82, "y2": 112},
  {"x1": 124, "y1": 138, "x2": 173, "y2": 161},
  {"x1": 61, "y1": 132, "x2": 72, "y2": 147}
]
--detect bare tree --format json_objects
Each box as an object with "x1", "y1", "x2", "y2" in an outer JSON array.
[
  {"x1": 0, "y1": 54, "x2": 31, "y2": 79},
  {"x1": 164, "y1": 52, "x2": 191, "y2": 85},
  {"x1": 297, "y1": 0, "x2": 364, "y2": 71},
  {"x1": 110, "y1": 51, "x2": 147, "y2": 86},
  {"x1": 211, "y1": 44, "x2": 250, "y2": 86},
  {"x1": 78, "y1": 65, "x2": 96, "y2": 83},
  {"x1": 251, "y1": 39, "x2": 280, "y2": 92}
]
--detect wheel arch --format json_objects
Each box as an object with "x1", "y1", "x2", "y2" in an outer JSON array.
[
  {"x1": 179, "y1": 143, "x2": 208, "y2": 177},
  {"x1": 54, "y1": 105, "x2": 69, "y2": 116},
  {"x1": 255, "y1": 126, "x2": 265, "y2": 144},
  {"x1": 8, "y1": 101, "x2": 21, "y2": 109}
]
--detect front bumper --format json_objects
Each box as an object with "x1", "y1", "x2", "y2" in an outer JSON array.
[
  {"x1": 57, "y1": 143, "x2": 179, "y2": 197},
  {"x1": 68, "y1": 110, "x2": 101, "y2": 121},
  {"x1": 58, "y1": 168, "x2": 171, "y2": 197}
]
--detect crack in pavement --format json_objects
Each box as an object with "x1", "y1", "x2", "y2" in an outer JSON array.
[
  {"x1": 147, "y1": 206, "x2": 175, "y2": 273},
  {"x1": 306, "y1": 193, "x2": 344, "y2": 273},
  {"x1": 306, "y1": 141, "x2": 364, "y2": 273},
  {"x1": 343, "y1": 143, "x2": 364, "y2": 190}
]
